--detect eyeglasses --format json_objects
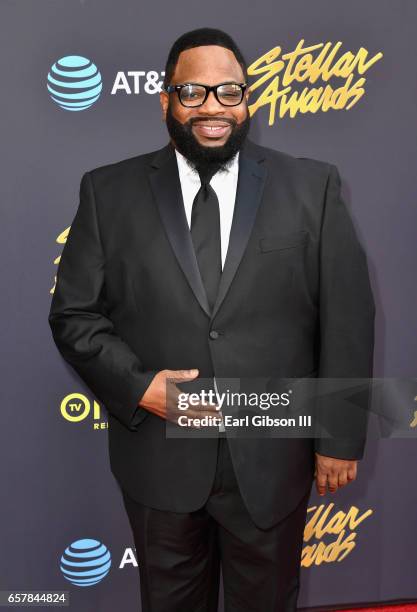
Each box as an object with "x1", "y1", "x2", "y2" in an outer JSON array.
[{"x1": 164, "y1": 82, "x2": 247, "y2": 107}]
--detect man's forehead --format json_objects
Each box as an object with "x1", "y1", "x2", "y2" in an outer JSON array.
[{"x1": 172, "y1": 45, "x2": 244, "y2": 81}]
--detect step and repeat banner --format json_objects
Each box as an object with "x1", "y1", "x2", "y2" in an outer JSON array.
[{"x1": 2, "y1": 0, "x2": 417, "y2": 610}]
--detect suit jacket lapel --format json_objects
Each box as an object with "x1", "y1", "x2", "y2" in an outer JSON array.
[
  {"x1": 211, "y1": 140, "x2": 267, "y2": 320},
  {"x1": 147, "y1": 141, "x2": 211, "y2": 317},
  {"x1": 146, "y1": 138, "x2": 267, "y2": 320}
]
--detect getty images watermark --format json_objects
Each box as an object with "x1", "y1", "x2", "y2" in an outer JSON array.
[
  {"x1": 175, "y1": 386, "x2": 312, "y2": 429},
  {"x1": 163, "y1": 376, "x2": 417, "y2": 439}
]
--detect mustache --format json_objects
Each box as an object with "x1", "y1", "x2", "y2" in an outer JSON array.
[{"x1": 188, "y1": 117, "x2": 237, "y2": 127}]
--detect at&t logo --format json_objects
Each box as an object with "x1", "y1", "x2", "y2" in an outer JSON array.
[
  {"x1": 60, "y1": 539, "x2": 111, "y2": 586},
  {"x1": 47, "y1": 55, "x2": 102, "y2": 111}
]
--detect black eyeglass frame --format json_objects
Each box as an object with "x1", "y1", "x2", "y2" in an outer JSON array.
[{"x1": 164, "y1": 81, "x2": 248, "y2": 107}]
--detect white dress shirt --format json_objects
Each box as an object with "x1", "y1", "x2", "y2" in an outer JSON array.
[
  {"x1": 174, "y1": 147, "x2": 240, "y2": 432},
  {"x1": 175, "y1": 148, "x2": 239, "y2": 269}
]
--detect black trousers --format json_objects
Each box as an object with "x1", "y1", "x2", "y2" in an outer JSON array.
[{"x1": 121, "y1": 436, "x2": 310, "y2": 612}]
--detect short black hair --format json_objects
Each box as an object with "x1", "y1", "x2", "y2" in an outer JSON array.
[{"x1": 163, "y1": 27, "x2": 247, "y2": 89}]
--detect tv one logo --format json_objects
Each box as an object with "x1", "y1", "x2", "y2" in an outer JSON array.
[
  {"x1": 47, "y1": 55, "x2": 164, "y2": 111},
  {"x1": 61, "y1": 393, "x2": 107, "y2": 429}
]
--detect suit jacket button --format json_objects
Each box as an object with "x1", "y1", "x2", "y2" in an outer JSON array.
[{"x1": 209, "y1": 330, "x2": 219, "y2": 339}]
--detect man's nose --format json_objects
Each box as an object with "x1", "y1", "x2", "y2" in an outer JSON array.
[{"x1": 199, "y1": 90, "x2": 225, "y2": 113}]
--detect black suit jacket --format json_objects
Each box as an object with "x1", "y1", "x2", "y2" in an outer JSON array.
[{"x1": 48, "y1": 138, "x2": 375, "y2": 529}]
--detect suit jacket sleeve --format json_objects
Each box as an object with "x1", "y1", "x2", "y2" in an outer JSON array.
[
  {"x1": 314, "y1": 164, "x2": 376, "y2": 460},
  {"x1": 48, "y1": 171, "x2": 159, "y2": 431}
]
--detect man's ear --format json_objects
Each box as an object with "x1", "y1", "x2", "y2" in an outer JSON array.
[{"x1": 160, "y1": 92, "x2": 168, "y2": 121}]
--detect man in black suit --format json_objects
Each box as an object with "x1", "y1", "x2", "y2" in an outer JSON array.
[{"x1": 48, "y1": 27, "x2": 375, "y2": 612}]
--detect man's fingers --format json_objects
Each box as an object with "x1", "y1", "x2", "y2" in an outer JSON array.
[
  {"x1": 315, "y1": 466, "x2": 356, "y2": 495},
  {"x1": 347, "y1": 463, "x2": 357, "y2": 481},
  {"x1": 316, "y1": 472, "x2": 338, "y2": 495},
  {"x1": 316, "y1": 472, "x2": 328, "y2": 496},
  {"x1": 165, "y1": 384, "x2": 221, "y2": 427},
  {"x1": 166, "y1": 368, "x2": 200, "y2": 384},
  {"x1": 186, "y1": 402, "x2": 221, "y2": 415},
  {"x1": 327, "y1": 474, "x2": 338, "y2": 493},
  {"x1": 338, "y1": 470, "x2": 349, "y2": 488},
  {"x1": 314, "y1": 455, "x2": 359, "y2": 496},
  {"x1": 167, "y1": 392, "x2": 220, "y2": 415}
]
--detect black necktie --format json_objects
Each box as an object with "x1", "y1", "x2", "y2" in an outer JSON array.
[{"x1": 190, "y1": 167, "x2": 222, "y2": 312}]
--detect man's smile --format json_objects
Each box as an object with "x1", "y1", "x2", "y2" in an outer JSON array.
[{"x1": 192, "y1": 121, "x2": 232, "y2": 139}]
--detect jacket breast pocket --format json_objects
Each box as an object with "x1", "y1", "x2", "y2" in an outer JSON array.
[{"x1": 259, "y1": 230, "x2": 309, "y2": 253}]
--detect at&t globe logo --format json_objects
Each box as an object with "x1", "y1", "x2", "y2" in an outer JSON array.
[
  {"x1": 47, "y1": 56, "x2": 102, "y2": 111},
  {"x1": 60, "y1": 538, "x2": 111, "y2": 586}
]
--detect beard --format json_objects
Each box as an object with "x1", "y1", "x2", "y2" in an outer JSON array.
[{"x1": 165, "y1": 102, "x2": 251, "y2": 176}]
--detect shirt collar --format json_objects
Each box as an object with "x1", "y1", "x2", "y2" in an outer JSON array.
[{"x1": 174, "y1": 146, "x2": 240, "y2": 180}]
